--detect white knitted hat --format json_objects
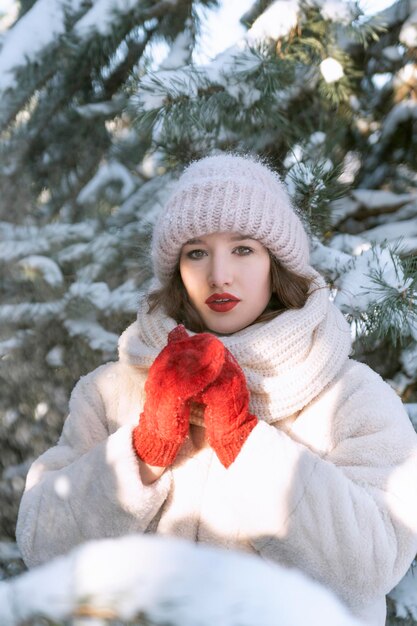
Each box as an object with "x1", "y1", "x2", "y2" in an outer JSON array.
[{"x1": 151, "y1": 153, "x2": 310, "y2": 283}]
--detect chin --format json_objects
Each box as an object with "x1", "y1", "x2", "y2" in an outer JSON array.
[{"x1": 204, "y1": 317, "x2": 250, "y2": 335}]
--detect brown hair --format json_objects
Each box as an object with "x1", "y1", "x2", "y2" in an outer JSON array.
[{"x1": 147, "y1": 253, "x2": 313, "y2": 333}]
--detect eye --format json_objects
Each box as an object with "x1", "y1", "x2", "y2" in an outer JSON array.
[
  {"x1": 186, "y1": 249, "x2": 207, "y2": 260},
  {"x1": 233, "y1": 246, "x2": 253, "y2": 256}
]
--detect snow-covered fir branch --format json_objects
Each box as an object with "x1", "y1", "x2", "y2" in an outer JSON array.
[{"x1": 0, "y1": 534, "x2": 361, "y2": 626}]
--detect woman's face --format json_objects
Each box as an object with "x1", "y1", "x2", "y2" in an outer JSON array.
[{"x1": 179, "y1": 232, "x2": 272, "y2": 334}]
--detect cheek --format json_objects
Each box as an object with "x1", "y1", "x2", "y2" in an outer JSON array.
[
  {"x1": 179, "y1": 261, "x2": 200, "y2": 300},
  {"x1": 252, "y1": 258, "x2": 272, "y2": 299},
  {"x1": 261, "y1": 274, "x2": 272, "y2": 303}
]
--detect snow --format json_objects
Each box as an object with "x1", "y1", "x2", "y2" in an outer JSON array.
[
  {"x1": 312, "y1": 0, "x2": 354, "y2": 23},
  {"x1": 17, "y1": 255, "x2": 64, "y2": 287},
  {"x1": 57, "y1": 242, "x2": 89, "y2": 264},
  {"x1": 160, "y1": 27, "x2": 193, "y2": 70},
  {"x1": 137, "y1": 68, "x2": 199, "y2": 112},
  {"x1": 63, "y1": 282, "x2": 119, "y2": 351},
  {"x1": 286, "y1": 162, "x2": 325, "y2": 197},
  {"x1": 328, "y1": 233, "x2": 371, "y2": 256},
  {"x1": 0, "y1": 534, "x2": 361, "y2": 626},
  {"x1": 75, "y1": 96, "x2": 125, "y2": 118},
  {"x1": 0, "y1": 237, "x2": 50, "y2": 263},
  {"x1": 399, "y1": 9, "x2": 417, "y2": 47},
  {"x1": 75, "y1": 0, "x2": 141, "y2": 38},
  {"x1": 63, "y1": 319, "x2": 118, "y2": 353},
  {"x1": 360, "y1": 218, "x2": 417, "y2": 245},
  {"x1": 0, "y1": 542, "x2": 20, "y2": 561},
  {"x1": 0, "y1": 301, "x2": 65, "y2": 325},
  {"x1": 351, "y1": 189, "x2": 414, "y2": 210},
  {"x1": 46, "y1": 346, "x2": 64, "y2": 367},
  {"x1": 226, "y1": 83, "x2": 262, "y2": 106},
  {"x1": 389, "y1": 563, "x2": 417, "y2": 621},
  {"x1": 243, "y1": 0, "x2": 354, "y2": 45},
  {"x1": 0, "y1": 0, "x2": 18, "y2": 33},
  {"x1": 0, "y1": 221, "x2": 96, "y2": 262},
  {"x1": 0, "y1": 0, "x2": 182, "y2": 94},
  {"x1": 382, "y1": 45, "x2": 403, "y2": 62},
  {"x1": 310, "y1": 239, "x2": 352, "y2": 279},
  {"x1": 77, "y1": 161, "x2": 137, "y2": 204},
  {"x1": 401, "y1": 343, "x2": 417, "y2": 378},
  {"x1": 118, "y1": 169, "x2": 176, "y2": 222},
  {"x1": 392, "y1": 237, "x2": 417, "y2": 254},
  {"x1": 135, "y1": 0, "x2": 339, "y2": 115},
  {"x1": 34, "y1": 402, "x2": 48, "y2": 421},
  {"x1": 66, "y1": 281, "x2": 111, "y2": 310},
  {"x1": 320, "y1": 57, "x2": 344, "y2": 83},
  {"x1": 381, "y1": 100, "x2": 417, "y2": 141},
  {"x1": 246, "y1": 0, "x2": 299, "y2": 43},
  {"x1": 406, "y1": 404, "x2": 417, "y2": 426},
  {"x1": 334, "y1": 246, "x2": 408, "y2": 314},
  {"x1": 203, "y1": 45, "x2": 243, "y2": 85},
  {"x1": 338, "y1": 151, "x2": 361, "y2": 184},
  {"x1": 89, "y1": 233, "x2": 121, "y2": 266},
  {"x1": 0, "y1": 332, "x2": 32, "y2": 358},
  {"x1": 0, "y1": 0, "x2": 85, "y2": 93},
  {"x1": 107, "y1": 279, "x2": 140, "y2": 314},
  {"x1": 394, "y1": 63, "x2": 417, "y2": 91},
  {"x1": 371, "y1": 0, "x2": 410, "y2": 29},
  {"x1": 284, "y1": 144, "x2": 304, "y2": 169},
  {"x1": 329, "y1": 196, "x2": 360, "y2": 225}
]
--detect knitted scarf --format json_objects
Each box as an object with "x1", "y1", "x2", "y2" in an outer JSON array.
[{"x1": 118, "y1": 271, "x2": 352, "y2": 424}]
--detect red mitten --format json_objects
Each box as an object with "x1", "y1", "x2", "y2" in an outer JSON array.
[
  {"x1": 133, "y1": 325, "x2": 225, "y2": 467},
  {"x1": 201, "y1": 349, "x2": 257, "y2": 468}
]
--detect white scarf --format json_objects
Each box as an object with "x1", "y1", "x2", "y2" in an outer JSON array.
[{"x1": 118, "y1": 271, "x2": 352, "y2": 423}]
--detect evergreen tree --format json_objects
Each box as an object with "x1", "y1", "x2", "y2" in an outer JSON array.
[
  {"x1": 131, "y1": 0, "x2": 417, "y2": 404},
  {"x1": 0, "y1": 0, "x2": 215, "y2": 538},
  {"x1": 0, "y1": 0, "x2": 416, "y2": 622}
]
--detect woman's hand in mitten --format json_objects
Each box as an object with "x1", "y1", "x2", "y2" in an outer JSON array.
[
  {"x1": 133, "y1": 325, "x2": 225, "y2": 467},
  {"x1": 201, "y1": 350, "x2": 257, "y2": 468}
]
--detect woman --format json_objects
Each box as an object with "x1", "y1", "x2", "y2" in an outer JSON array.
[{"x1": 16, "y1": 154, "x2": 417, "y2": 625}]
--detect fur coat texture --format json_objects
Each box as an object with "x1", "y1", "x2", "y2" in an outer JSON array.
[{"x1": 16, "y1": 283, "x2": 417, "y2": 626}]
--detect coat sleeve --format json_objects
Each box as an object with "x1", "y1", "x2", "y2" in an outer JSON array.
[
  {"x1": 225, "y1": 365, "x2": 417, "y2": 609},
  {"x1": 16, "y1": 363, "x2": 171, "y2": 568}
]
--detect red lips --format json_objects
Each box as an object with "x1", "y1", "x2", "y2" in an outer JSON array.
[{"x1": 205, "y1": 292, "x2": 240, "y2": 313}]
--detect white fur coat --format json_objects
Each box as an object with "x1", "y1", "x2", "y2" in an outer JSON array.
[{"x1": 16, "y1": 290, "x2": 417, "y2": 626}]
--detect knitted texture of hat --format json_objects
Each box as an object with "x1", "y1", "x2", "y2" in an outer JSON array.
[{"x1": 151, "y1": 154, "x2": 310, "y2": 284}]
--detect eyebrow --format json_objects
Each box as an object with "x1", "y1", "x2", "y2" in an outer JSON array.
[{"x1": 183, "y1": 234, "x2": 256, "y2": 245}]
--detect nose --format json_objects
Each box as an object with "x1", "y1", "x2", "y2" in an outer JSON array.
[{"x1": 208, "y1": 252, "x2": 233, "y2": 288}]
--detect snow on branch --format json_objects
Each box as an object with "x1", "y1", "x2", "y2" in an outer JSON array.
[
  {"x1": 0, "y1": 221, "x2": 97, "y2": 263},
  {"x1": 77, "y1": 161, "x2": 137, "y2": 205},
  {"x1": 0, "y1": 0, "x2": 86, "y2": 94},
  {"x1": 311, "y1": 233, "x2": 417, "y2": 345},
  {"x1": 334, "y1": 245, "x2": 416, "y2": 343},
  {"x1": 75, "y1": 0, "x2": 142, "y2": 38},
  {"x1": 0, "y1": 301, "x2": 65, "y2": 325},
  {"x1": 136, "y1": 67, "x2": 202, "y2": 112},
  {"x1": 246, "y1": 0, "x2": 300, "y2": 43},
  {"x1": 17, "y1": 255, "x2": 64, "y2": 288},
  {"x1": 63, "y1": 318, "x2": 118, "y2": 353},
  {"x1": 399, "y1": 7, "x2": 417, "y2": 47},
  {"x1": 351, "y1": 189, "x2": 415, "y2": 212},
  {"x1": 360, "y1": 218, "x2": 417, "y2": 246},
  {"x1": 0, "y1": 331, "x2": 34, "y2": 359},
  {"x1": 0, "y1": 534, "x2": 361, "y2": 626},
  {"x1": 389, "y1": 562, "x2": 417, "y2": 622},
  {"x1": 381, "y1": 100, "x2": 417, "y2": 143},
  {"x1": 159, "y1": 27, "x2": 193, "y2": 70}
]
